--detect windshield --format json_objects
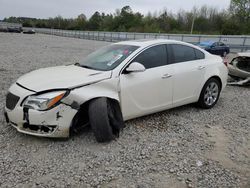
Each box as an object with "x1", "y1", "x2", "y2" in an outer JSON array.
[{"x1": 79, "y1": 44, "x2": 139, "y2": 71}]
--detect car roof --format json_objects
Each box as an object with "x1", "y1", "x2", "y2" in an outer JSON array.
[
  {"x1": 116, "y1": 39, "x2": 195, "y2": 48},
  {"x1": 199, "y1": 41, "x2": 215, "y2": 46}
]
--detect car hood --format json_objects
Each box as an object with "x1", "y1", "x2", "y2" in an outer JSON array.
[{"x1": 17, "y1": 65, "x2": 112, "y2": 92}]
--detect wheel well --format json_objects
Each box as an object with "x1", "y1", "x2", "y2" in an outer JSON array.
[
  {"x1": 198, "y1": 76, "x2": 222, "y2": 102},
  {"x1": 208, "y1": 76, "x2": 222, "y2": 90},
  {"x1": 70, "y1": 97, "x2": 120, "y2": 135}
]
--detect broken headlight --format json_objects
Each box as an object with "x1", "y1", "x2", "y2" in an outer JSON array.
[{"x1": 23, "y1": 91, "x2": 68, "y2": 111}]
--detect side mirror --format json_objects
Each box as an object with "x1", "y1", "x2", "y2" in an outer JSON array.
[{"x1": 125, "y1": 62, "x2": 146, "y2": 73}]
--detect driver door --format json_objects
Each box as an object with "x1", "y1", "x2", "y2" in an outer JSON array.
[{"x1": 119, "y1": 44, "x2": 174, "y2": 120}]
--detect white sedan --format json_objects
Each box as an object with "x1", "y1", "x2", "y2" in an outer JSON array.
[{"x1": 4, "y1": 39, "x2": 228, "y2": 142}]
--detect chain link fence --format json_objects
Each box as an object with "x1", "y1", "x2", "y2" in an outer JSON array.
[{"x1": 28, "y1": 28, "x2": 250, "y2": 52}]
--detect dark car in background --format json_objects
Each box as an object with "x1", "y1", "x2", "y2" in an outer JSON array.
[
  {"x1": 23, "y1": 29, "x2": 35, "y2": 34},
  {"x1": 198, "y1": 41, "x2": 230, "y2": 57},
  {"x1": 7, "y1": 27, "x2": 22, "y2": 33}
]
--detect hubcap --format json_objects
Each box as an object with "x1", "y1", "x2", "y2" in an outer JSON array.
[{"x1": 204, "y1": 82, "x2": 219, "y2": 106}]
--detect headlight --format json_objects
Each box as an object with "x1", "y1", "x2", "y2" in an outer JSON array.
[{"x1": 23, "y1": 90, "x2": 68, "y2": 111}]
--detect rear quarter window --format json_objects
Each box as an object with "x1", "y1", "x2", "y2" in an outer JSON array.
[{"x1": 194, "y1": 49, "x2": 205, "y2": 59}]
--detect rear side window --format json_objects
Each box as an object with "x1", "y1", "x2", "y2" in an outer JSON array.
[
  {"x1": 218, "y1": 42, "x2": 225, "y2": 46},
  {"x1": 171, "y1": 44, "x2": 196, "y2": 63},
  {"x1": 170, "y1": 44, "x2": 205, "y2": 63},
  {"x1": 133, "y1": 45, "x2": 167, "y2": 69}
]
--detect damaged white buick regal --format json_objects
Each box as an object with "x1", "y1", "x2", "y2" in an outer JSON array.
[{"x1": 4, "y1": 39, "x2": 228, "y2": 142}]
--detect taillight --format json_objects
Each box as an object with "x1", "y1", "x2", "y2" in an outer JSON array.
[
  {"x1": 223, "y1": 57, "x2": 228, "y2": 67},
  {"x1": 224, "y1": 60, "x2": 228, "y2": 67}
]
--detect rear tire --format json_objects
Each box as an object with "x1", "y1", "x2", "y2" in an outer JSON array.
[
  {"x1": 88, "y1": 98, "x2": 124, "y2": 142},
  {"x1": 198, "y1": 78, "x2": 221, "y2": 109}
]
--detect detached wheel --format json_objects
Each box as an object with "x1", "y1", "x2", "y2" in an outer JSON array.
[
  {"x1": 198, "y1": 78, "x2": 221, "y2": 109},
  {"x1": 88, "y1": 98, "x2": 124, "y2": 142}
]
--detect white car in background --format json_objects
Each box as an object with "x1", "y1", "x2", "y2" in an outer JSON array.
[
  {"x1": 227, "y1": 51, "x2": 250, "y2": 85},
  {"x1": 4, "y1": 39, "x2": 228, "y2": 142}
]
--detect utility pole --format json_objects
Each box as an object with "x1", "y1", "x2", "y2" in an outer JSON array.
[{"x1": 190, "y1": 10, "x2": 196, "y2": 34}]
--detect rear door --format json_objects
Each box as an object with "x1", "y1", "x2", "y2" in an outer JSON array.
[
  {"x1": 168, "y1": 44, "x2": 206, "y2": 107},
  {"x1": 119, "y1": 44, "x2": 174, "y2": 120}
]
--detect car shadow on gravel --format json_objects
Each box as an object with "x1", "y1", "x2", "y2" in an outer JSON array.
[
  {"x1": 2, "y1": 103, "x2": 205, "y2": 143},
  {"x1": 1, "y1": 100, "x2": 223, "y2": 146}
]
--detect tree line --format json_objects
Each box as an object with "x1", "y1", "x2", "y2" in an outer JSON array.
[{"x1": 3, "y1": 0, "x2": 250, "y2": 35}]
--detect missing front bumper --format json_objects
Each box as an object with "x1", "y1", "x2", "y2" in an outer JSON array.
[
  {"x1": 4, "y1": 102, "x2": 77, "y2": 138},
  {"x1": 22, "y1": 123, "x2": 57, "y2": 134}
]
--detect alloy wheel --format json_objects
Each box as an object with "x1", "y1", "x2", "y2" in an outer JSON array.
[{"x1": 204, "y1": 82, "x2": 219, "y2": 106}]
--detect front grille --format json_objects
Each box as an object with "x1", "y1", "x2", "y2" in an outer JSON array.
[{"x1": 6, "y1": 92, "x2": 20, "y2": 110}]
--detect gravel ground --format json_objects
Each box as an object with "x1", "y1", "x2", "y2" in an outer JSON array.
[{"x1": 0, "y1": 33, "x2": 249, "y2": 188}]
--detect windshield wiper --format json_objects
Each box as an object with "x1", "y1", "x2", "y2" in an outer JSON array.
[
  {"x1": 76, "y1": 63, "x2": 96, "y2": 70},
  {"x1": 74, "y1": 62, "x2": 93, "y2": 69},
  {"x1": 74, "y1": 62, "x2": 80, "y2": 66},
  {"x1": 80, "y1": 64, "x2": 95, "y2": 70}
]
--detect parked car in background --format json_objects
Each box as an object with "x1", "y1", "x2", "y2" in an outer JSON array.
[
  {"x1": 0, "y1": 28, "x2": 8, "y2": 32},
  {"x1": 7, "y1": 27, "x2": 22, "y2": 33},
  {"x1": 4, "y1": 39, "x2": 228, "y2": 142},
  {"x1": 227, "y1": 51, "x2": 250, "y2": 85},
  {"x1": 198, "y1": 41, "x2": 230, "y2": 57},
  {"x1": 23, "y1": 29, "x2": 36, "y2": 34}
]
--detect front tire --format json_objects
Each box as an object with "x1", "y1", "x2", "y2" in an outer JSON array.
[
  {"x1": 198, "y1": 78, "x2": 221, "y2": 109},
  {"x1": 88, "y1": 98, "x2": 124, "y2": 142}
]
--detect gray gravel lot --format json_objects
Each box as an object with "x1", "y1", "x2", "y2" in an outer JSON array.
[{"x1": 0, "y1": 33, "x2": 249, "y2": 188}]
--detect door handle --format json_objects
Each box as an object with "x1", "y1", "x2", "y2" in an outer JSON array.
[
  {"x1": 198, "y1": 66, "x2": 205, "y2": 70},
  {"x1": 162, "y1": 74, "x2": 172, "y2": 79}
]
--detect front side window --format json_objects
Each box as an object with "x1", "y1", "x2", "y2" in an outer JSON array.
[
  {"x1": 80, "y1": 44, "x2": 139, "y2": 71},
  {"x1": 132, "y1": 45, "x2": 167, "y2": 69},
  {"x1": 213, "y1": 42, "x2": 218, "y2": 47}
]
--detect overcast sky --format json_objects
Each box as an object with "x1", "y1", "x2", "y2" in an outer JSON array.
[{"x1": 0, "y1": 0, "x2": 231, "y2": 20}]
